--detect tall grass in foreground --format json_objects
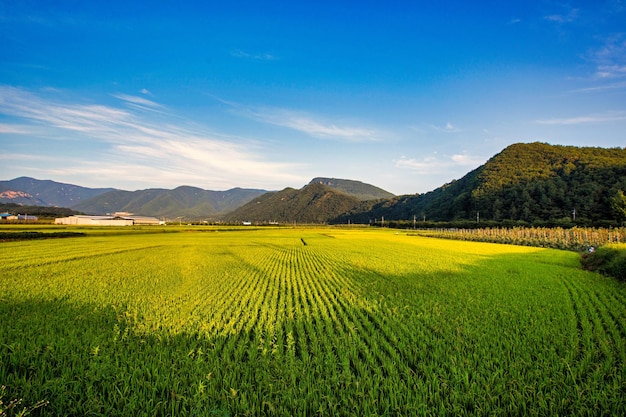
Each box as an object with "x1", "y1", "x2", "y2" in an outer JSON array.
[
  {"x1": 415, "y1": 226, "x2": 626, "y2": 251},
  {"x1": 1, "y1": 228, "x2": 625, "y2": 416}
]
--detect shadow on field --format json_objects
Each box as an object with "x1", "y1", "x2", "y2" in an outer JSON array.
[{"x1": 2, "y1": 299, "x2": 241, "y2": 416}]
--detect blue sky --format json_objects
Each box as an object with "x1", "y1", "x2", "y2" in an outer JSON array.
[{"x1": 1, "y1": 1, "x2": 625, "y2": 195}]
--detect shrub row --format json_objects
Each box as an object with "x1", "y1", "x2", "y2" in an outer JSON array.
[
  {"x1": 0, "y1": 231, "x2": 85, "y2": 242},
  {"x1": 581, "y1": 244, "x2": 626, "y2": 281}
]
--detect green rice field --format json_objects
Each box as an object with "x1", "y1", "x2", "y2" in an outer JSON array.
[{"x1": 1, "y1": 227, "x2": 625, "y2": 416}]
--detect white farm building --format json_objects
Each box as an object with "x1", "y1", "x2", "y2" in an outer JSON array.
[{"x1": 54, "y1": 214, "x2": 161, "y2": 226}]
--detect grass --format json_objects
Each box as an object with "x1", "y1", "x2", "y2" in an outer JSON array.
[{"x1": 1, "y1": 227, "x2": 625, "y2": 415}]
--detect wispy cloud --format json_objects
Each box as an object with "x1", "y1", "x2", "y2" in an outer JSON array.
[
  {"x1": 587, "y1": 34, "x2": 626, "y2": 79},
  {"x1": 231, "y1": 49, "x2": 277, "y2": 61},
  {"x1": 112, "y1": 93, "x2": 163, "y2": 110},
  {"x1": 226, "y1": 102, "x2": 383, "y2": 142},
  {"x1": 0, "y1": 86, "x2": 303, "y2": 189},
  {"x1": 544, "y1": 8, "x2": 579, "y2": 23},
  {"x1": 440, "y1": 122, "x2": 461, "y2": 133},
  {"x1": 535, "y1": 111, "x2": 626, "y2": 125},
  {"x1": 395, "y1": 152, "x2": 483, "y2": 174},
  {"x1": 413, "y1": 122, "x2": 462, "y2": 134},
  {"x1": 0, "y1": 123, "x2": 38, "y2": 134},
  {"x1": 569, "y1": 80, "x2": 626, "y2": 93},
  {"x1": 254, "y1": 109, "x2": 381, "y2": 141}
]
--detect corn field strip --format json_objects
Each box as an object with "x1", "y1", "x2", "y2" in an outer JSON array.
[{"x1": 415, "y1": 226, "x2": 626, "y2": 251}]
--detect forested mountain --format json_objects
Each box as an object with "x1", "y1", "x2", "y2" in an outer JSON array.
[
  {"x1": 73, "y1": 186, "x2": 267, "y2": 218},
  {"x1": 0, "y1": 177, "x2": 114, "y2": 207},
  {"x1": 224, "y1": 183, "x2": 363, "y2": 223},
  {"x1": 336, "y1": 143, "x2": 626, "y2": 225},
  {"x1": 308, "y1": 177, "x2": 395, "y2": 200}
]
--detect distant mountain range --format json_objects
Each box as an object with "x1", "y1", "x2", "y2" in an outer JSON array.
[
  {"x1": 2, "y1": 143, "x2": 625, "y2": 225},
  {"x1": 0, "y1": 178, "x2": 269, "y2": 218},
  {"x1": 0, "y1": 176, "x2": 394, "y2": 220},
  {"x1": 71, "y1": 186, "x2": 268, "y2": 219}
]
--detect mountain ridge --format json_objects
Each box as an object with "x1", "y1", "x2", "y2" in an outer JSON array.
[
  {"x1": 224, "y1": 182, "x2": 364, "y2": 224},
  {"x1": 0, "y1": 176, "x2": 394, "y2": 219},
  {"x1": 308, "y1": 177, "x2": 395, "y2": 200}
]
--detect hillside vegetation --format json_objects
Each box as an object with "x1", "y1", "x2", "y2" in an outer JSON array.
[
  {"x1": 337, "y1": 142, "x2": 626, "y2": 225},
  {"x1": 581, "y1": 243, "x2": 626, "y2": 281},
  {"x1": 309, "y1": 177, "x2": 395, "y2": 200},
  {"x1": 225, "y1": 183, "x2": 363, "y2": 223},
  {"x1": 0, "y1": 203, "x2": 79, "y2": 219}
]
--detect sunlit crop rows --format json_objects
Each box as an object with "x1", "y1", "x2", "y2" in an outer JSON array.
[{"x1": 1, "y1": 228, "x2": 625, "y2": 416}]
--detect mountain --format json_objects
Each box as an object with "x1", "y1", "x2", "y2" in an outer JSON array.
[
  {"x1": 224, "y1": 182, "x2": 363, "y2": 223},
  {"x1": 72, "y1": 186, "x2": 267, "y2": 218},
  {"x1": 336, "y1": 142, "x2": 626, "y2": 225},
  {"x1": 0, "y1": 177, "x2": 115, "y2": 207},
  {"x1": 308, "y1": 177, "x2": 395, "y2": 200}
]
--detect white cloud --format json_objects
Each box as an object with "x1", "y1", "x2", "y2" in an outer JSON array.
[
  {"x1": 417, "y1": 122, "x2": 462, "y2": 133},
  {"x1": 535, "y1": 111, "x2": 626, "y2": 125},
  {"x1": 544, "y1": 8, "x2": 579, "y2": 23},
  {"x1": 112, "y1": 93, "x2": 163, "y2": 110},
  {"x1": 0, "y1": 123, "x2": 37, "y2": 134},
  {"x1": 596, "y1": 64, "x2": 626, "y2": 79},
  {"x1": 232, "y1": 104, "x2": 383, "y2": 142},
  {"x1": 588, "y1": 34, "x2": 626, "y2": 79},
  {"x1": 0, "y1": 152, "x2": 50, "y2": 161},
  {"x1": 569, "y1": 80, "x2": 626, "y2": 93},
  {"x1": 231, "y1": 49, "x2": 277, "y2": 61},
  {"x1": 395, "y1": 152, "x2": 483, "y2": 174},
  {"x1": 0, "y1": 85, "x2": 303, "y2": 190}
]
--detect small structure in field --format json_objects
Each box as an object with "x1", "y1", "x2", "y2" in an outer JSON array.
[{"x1": 54, "y1": 214, "x2": 160, "y2": 226}]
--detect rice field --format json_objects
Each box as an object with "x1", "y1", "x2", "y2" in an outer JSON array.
[{"x1": 1, "y1": 227, "x2": 625, "y2": 416}]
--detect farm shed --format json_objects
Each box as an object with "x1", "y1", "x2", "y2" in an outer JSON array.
[
  {"x1": 55, "y1": 215, "x2": 133, "y2": 226},
  {"x1": 0, "y1": 213, "x2": 37, "y2": 221},
  {"x1": 17, "y1": 214, "x2": 38, "y2": 221},
  {"x1": 55, "y1": 214, "x2": 161, "y2": 226},
  {"x1": 127, "y1": 216, "x2": 161, "y2": 225}
]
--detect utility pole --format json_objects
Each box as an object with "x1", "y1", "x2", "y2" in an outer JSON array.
[
  {"x1": 413, "y1": 215, "x2": 416, "y2": 230},
  {"x1": 477, "y1": 211, "x2": 480, "y2": 223},
  {"x1": 572, "y1": 208, "x2": 576, "y2": 221}
]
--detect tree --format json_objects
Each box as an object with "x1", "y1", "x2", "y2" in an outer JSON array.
[{"x1": 610, "y1": 190, "x2": 626, "y2": 223}]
